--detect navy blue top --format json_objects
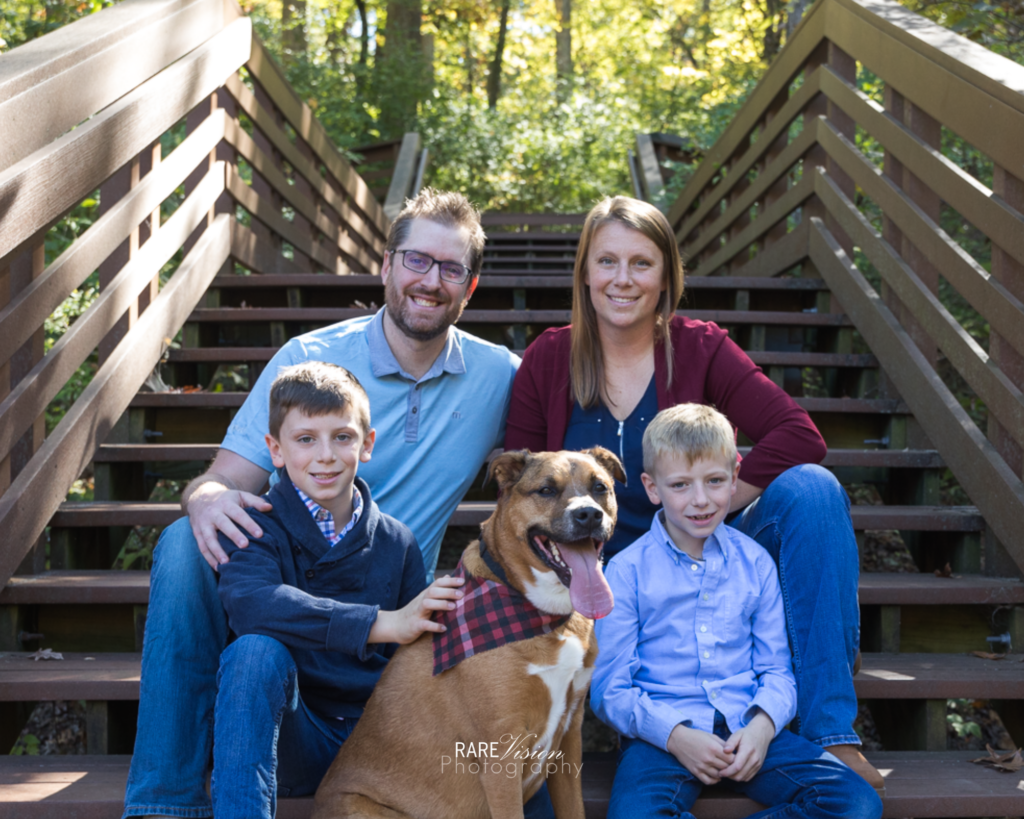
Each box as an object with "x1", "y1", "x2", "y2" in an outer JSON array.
[
  {"x1": 217, "y1": 473, "x2": 426, "y2": 720},
  {"x1": 564, "y1": 376, "x2": 659, "y2": 558}
]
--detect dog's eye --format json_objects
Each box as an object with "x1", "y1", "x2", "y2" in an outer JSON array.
[
  {"x1": 537, "y1": 486, "x2": 557, "y2": 497},
  {"x1": 593, "y1": 482, "x2": 607, "y2": 494}
]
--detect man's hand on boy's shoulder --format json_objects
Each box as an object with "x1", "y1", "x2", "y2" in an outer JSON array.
[
  {"x1": 667, "y1": 724, "x2": 735, "y2": 785},
  {"x1": 368, "y1": 575, "x2": 466, "y2": 646},
  {"x1": 183, "y1": 450, "x2": 272, "y2": 569},
  {"x1": 720, "y1": 709, "x2": 775, "y2": 782}
]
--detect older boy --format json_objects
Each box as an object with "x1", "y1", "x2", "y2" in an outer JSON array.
[
  {"x1": 591, "y1": 404, "x2": 882, "y2": 819},
  {"x1": 213, "y1": 362, "x2": 464, "y2": 819}
]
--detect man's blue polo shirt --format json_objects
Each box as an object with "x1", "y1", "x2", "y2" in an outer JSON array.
[{"x1": 221, "y1": 309, "x2": 519, "y2": 579}]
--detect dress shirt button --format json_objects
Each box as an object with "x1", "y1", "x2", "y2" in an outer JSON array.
[
  {"x1": 305, "y1": 570, "x2": 315, "y2": 579},
  {"x1": 711, "y1": 691, "x2": 718, "y2": 700},
  {"x1": 703, "y1": 593, "x2": 709, "y2": 601},
  {"x1": 316, "y1": 509, "x2": 329, "y2": 521},
  {"x1": 703, "y1": 651, "x2": 710, "y2": 659},
  {"x1": 700, "y1": 625, "x2": 707, "y2": 633},
  {"x1": 690, "y1": 564, "x2": 698, "y2": 572}
]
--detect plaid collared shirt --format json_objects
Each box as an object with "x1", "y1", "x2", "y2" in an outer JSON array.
[
  {"x1": 294, "y1": 485, "x2": 363, "y2": 547},
  {"x1": 432, "y1": 562, "x2": 571, "y2": 675}
]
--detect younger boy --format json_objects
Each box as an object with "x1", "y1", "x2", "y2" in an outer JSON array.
[
  {"x1": 212, "y1": 362, "x2": 464, "y2": 819},
  {"x1": 591, "y1": 404, "x2": 882, "y2": 819}
]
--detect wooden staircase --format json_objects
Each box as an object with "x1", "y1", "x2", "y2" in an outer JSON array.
[{"x1": 3, "y1": 0, "x2": 1024, "y2": 815}]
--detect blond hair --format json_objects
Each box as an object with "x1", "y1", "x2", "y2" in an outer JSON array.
[
  {"x1": 386, "y1": 187, "x2": 486, "y2": 279},
  {"x1": 268, "y1": 362, "x2": 371, "y2": 438},
  {"x1": 642, "y1": 404, "x2": 737, "y2": 475},
  {"x1": 570, "y1": 196, "x2": 685, "y2": 409}
]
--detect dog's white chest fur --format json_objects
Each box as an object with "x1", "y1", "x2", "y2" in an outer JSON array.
[{"x1": 523, "y1": 633, "x2": 590, "y2": 788}]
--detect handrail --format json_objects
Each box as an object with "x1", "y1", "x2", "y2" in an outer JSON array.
[
  {"x1": 0, "y1": 0, "x2": 390, "y2": 586},
  {"x1": 664, "y1": 0, "x2": 1024, "y2": 565}
]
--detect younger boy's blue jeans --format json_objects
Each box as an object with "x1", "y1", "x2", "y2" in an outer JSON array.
[{"x1": 607, "y1": 712, "x2": 882, "y2": 819}]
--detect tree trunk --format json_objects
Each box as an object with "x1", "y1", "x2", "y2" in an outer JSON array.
[
  {"x1": 281, "y1": 0, "x2": 307, "y2": 67},
  {"x1": 376, "y1": 0, "x2": 426, "y2": 135},
  {"x1": 555, "y1": 0, "x2": 572, "y2": 99},
  {"x1": 356, "y1": 0, "x2": 369, "y2": 67},
  {"x1": 786, "y1": 0, "x2": 810, "y2": 41},
  {"x1": 487, "y1": 0, "x2": 512, "y2": 109}
]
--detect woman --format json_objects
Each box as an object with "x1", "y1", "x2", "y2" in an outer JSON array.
[{"x1": 505, "y1": 196, "x2": 882, "y2": 794}]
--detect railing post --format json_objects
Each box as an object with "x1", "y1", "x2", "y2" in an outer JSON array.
[
  {"x1": 986, "y1": 165, "x2": 1024, "y2": 577},
  {"x1": 881, "y1": 87, "x2": 941, "y2": 370},
  {"x1": 0, "y1": 238, "x2": 47, "y2": 575}
]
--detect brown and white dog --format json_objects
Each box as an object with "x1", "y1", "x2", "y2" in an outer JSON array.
[{"x1": 312, "y1": 447, "x2": 624, "y2": 819}]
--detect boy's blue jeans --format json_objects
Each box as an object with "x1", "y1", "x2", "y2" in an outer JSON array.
[
  {"x1": 213, "y1": 635, "x2": 356, "y2": 819},
  {"x1": 122, "y1": 517, "x2": 555, "y2": 818},
  {"x1": 608, "y1": 712, "x2": 882, "y2": 819}
]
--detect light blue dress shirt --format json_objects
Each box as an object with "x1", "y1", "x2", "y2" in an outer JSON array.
[
  {"x1": 221, "y1": 309, "x2": 519, "y2": 579},
  {"x1": 591, "y1": 513, "x2": 796, "y2": 751}
]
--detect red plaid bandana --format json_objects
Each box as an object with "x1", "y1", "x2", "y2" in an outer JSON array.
[{"x1": 432, "y1": 562, "x2": 571, "y2": 675}]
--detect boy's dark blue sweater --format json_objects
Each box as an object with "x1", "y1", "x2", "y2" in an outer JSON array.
[{"x1": 217, "y1": 472, "x2": 426, "y2": 720}]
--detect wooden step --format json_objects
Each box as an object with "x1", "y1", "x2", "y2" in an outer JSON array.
[
  {"x1": 207, "y1": 273, "x2": 829, "y2": 291},
  {"x1": 5, "y1": 571, "x2": 1020, "y2": 607},
  {"x1": 184, "y1": 307, "x2": 854, "y2": 327},
  {"x1": 128, "y1": 392, "x2": 908, "y2": 413},
  {"x1": 2, "y1": 751, "x2": 1022, "y2": 818},
  {"x1": 1, "y1": 652, "x2": 1021, "y2": 703},
  {"x1": 92, "y1": 443, "x2": 923, "y2": 466},
  {"x1": 164, "y1": 347, "x2": 879, "y2": 370},
  {"x1": 47, "y1": 501, "x2": 979, "y2": 532}
]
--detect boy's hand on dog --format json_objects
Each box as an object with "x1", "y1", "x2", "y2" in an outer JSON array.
[
  {"x1": 719, "y1": 710, "x2": 775, "y2": 782},
  {"x1": 368, "y1": 575, "x2": 466, "y2": 645},
  {"x1": 667, "y1": 724, "x2": 734, "y2": 785}
]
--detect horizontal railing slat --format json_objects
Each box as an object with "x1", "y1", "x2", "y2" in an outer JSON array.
[
  {"x1": 0, "y1": 164, "x2": 227, "y2": 465},
  {"x1": 675, "y1": 70, "x2": 822, "y2": 245},
  {"x1": 810, "y1": 216, "x2": 1024, "y2": 565},
  {"x1": 819, "y1": 65, "x2": 1024, "y2": 273},
  {"x1": 666, "y1": 0, "x2": 828, "y2": 230},
  {"x1": 818, "y1": 119, "x2": 1024, "y2": 364},
  {"x1": 817, "y1": 168, "x2": 1024, "y2": 450},
  {"x1": 686, "y1": 173, "x2": 815, "y2": 276},
  {"x1": 243, "y1": 36, "x2": 388, "y2": 241},
  {"x1": 0, "y1": 0, "x2": 225, "y2": 174},
  {"x1": 223, "y1": 73, "x2": 383, "y2": 268},
  {"x1": 0, "y1": 16, "x2": 251, "y2": 262},
  {"x1": 0, "y1": 111, "x2": 227, "y2": 364},
  {"x1": 229, "y1": 221, "x2": 308, "y2": 276},
  {"x1": 0, "y1": 215, "x2": 232, "y2": 589}
]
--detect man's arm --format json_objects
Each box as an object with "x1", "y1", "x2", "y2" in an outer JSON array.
[{"x1": 182, "y1": 449, "x2": 272, "y2": 569}]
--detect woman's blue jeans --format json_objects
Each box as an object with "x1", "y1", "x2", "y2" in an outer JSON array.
[
  {"x1": 607, "y1": 713, "x2": 882, "y2": 819},
  {"x1": 122, "y1": 517, "x2": 555, "y2": 818},
  {"x1": 730, "y1": 464, "x2": 862, "y2": 747}
]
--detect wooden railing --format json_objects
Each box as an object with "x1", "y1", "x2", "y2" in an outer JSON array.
[
  {"x1": 666, "y1": 0, "x2": 1024, "y2": 570},
  {"x1": 0, "y1": 0, "x2": 390, "y2": 586}
]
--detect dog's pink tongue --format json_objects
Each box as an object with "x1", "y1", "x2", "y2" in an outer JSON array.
[{"x1": 558, "y1": 543, "x2": 614, "y2": 620}]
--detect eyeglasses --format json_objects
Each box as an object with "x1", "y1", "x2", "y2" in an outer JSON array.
[{"x1": 395, "y1": 249, "x2": 473, "y2": 285}]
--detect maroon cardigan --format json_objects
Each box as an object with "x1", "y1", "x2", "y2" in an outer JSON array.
[{"x1": 505, "y1": 316, "x2": 827, "y2": 489}]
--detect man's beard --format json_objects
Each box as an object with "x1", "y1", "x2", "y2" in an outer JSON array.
[{"x1": 384, "y1": 276, "x2": 466, "y2": 342}]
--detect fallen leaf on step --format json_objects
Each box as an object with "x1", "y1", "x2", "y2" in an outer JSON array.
[
  {"x1": 84, "y1": 657, "x2": 96, "y2": 661},
  {"x1": 972, "y1": 651, "x2": 1007, "y2": 660},
  {"x1": 935, "y1": 563, "x2": 954, "y2": 578},
  {"x1": 971, "y1": 745, "x2": 1024, "y2": 772},
  {"x1": 29, "y1": 648, "x2": 63, "y2": 661}
]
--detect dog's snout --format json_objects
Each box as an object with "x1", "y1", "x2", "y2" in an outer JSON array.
[{"x1": 573, "y1": 506, "x2": 604, "y2": 528}]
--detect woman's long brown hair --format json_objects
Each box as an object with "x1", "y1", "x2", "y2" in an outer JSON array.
[{"x1": 570, "y1": 196, "x2": 685, "y2": 409}]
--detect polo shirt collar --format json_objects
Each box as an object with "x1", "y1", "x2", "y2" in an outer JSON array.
[
  {"x1": 367, "y1": 308, "x2": 466, "y2": 381},
  {"x1": 652, "y1": 509, "x2": 729, "y2": 566}
]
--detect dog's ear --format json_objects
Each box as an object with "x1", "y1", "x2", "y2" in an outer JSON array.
[
  {"x1": 487, "y1": 450, "x2": 530, "y2": 493},
  {"x1": 583, "y1": 447, "x2": 626, "y2": 484}
]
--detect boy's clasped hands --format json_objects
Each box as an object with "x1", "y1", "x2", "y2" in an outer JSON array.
[{"x1": 667, "y1": 709, "x2": 776, "y2": 785}]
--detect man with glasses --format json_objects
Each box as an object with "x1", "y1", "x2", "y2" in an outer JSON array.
[{"x1": 123, "y1": 189, "x2": 558, "y2": 818}]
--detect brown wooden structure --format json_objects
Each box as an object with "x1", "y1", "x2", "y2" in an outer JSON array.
[{"x1": 2, "y1": 0, "x2": 1024, "y2": 814}]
